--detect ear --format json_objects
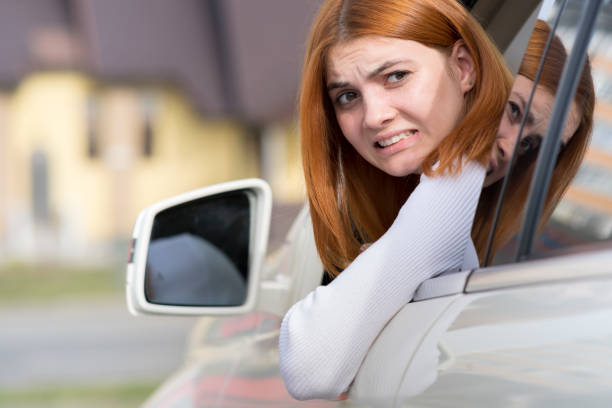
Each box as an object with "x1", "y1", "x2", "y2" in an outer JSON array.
[{"x1": 450, "y1": 40, "x2": 476, "y2": 94}]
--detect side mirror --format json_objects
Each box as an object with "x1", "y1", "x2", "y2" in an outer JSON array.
[{"x1": 126, "y1": 179, "x2": 271, "y2": 316}]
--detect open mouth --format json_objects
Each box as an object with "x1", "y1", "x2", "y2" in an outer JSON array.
[{"x1": 375, "y1": 130, "x2": 417, "y2": 149}]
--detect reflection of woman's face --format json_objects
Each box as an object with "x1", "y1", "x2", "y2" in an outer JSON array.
[
  {"x1": 326, "y1": 35, "x2": 473, "y2": 177},
  {"x1": 484, "y1": 75, "x2": 581, "y2": 187}
]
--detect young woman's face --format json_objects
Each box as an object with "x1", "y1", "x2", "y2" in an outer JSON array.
[
  {"x1": 326, "y1": 35, "x2": 475, "y2": 177},
  {"x1": 484, "y1": 75, "x2": 581, "y2": 187}
]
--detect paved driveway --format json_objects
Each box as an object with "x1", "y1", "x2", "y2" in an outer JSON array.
[{"x1": 0, "y1": 295, "x2": 197, "y2": 389}]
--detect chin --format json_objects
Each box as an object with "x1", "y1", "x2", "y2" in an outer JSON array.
[
  {"x1": 382, "y1": 164, "x2": 419, "y2": 178},
  {"x1": 483, "y1": 174, "x2": 502, "y2": 188},
  {"x1": 379, "y1": 155, "x2": 425, "y2": 177}
]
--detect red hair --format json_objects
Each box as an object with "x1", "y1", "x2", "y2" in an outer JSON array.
[{"x1": 300, "y1": 0, "x2": 512, "y2": 276}]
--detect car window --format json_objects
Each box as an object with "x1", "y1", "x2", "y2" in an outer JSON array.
[
  {"x1": 480, "y1": 0, "x2": 611, "y2": 266},
  {"x1": 529, "y1": 2, "x2": 612, "y2": 259}
]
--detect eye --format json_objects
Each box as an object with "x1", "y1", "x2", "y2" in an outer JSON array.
[
  {"x1": 518, "y1": 135, "x2": 542, "y2": 155},
  {"x1": 335, "y1": 91, "x2": 359, "y2": 107},
  {"x1": 386, "y1": 71, "x2": 410, "y2": 84},
  {"x1": 508, "y1": 101, "x2": 522, "y2": 121}
]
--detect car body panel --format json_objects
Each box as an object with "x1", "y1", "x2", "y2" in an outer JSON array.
[
  {"x1": 143, "y1": 312, "x2": 349, "y2": 407},
  {"x1": 409, "y1": 274, "x2": 612, "y2": 407},
  {"x1": 350, "y1": 246, "x2": 612, "y2": 406}
]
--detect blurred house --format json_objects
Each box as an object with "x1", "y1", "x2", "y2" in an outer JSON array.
[{"x1": 0, "y1": 0, "x2": 322, "y2": 263}]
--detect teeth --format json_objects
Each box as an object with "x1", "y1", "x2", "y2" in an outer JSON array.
[{"x1": 377, "y1": 131, "x2": 415, "y2": 148}]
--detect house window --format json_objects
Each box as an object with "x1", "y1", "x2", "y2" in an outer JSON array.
[
  {"x1": 141, "y1": 91, "x2": 157, "y2": 157},
  {"x1": 86, "y1": 95, "x2": 99, "y2": 158},
  {"x1": 31, "y1": 150, "x2": 49, "y2": 222}
]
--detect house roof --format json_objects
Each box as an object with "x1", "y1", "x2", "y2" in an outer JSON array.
[
  {"x1": 0, "y1": 0, "x2": 537, "y2": 124},
  {"x1": 0, "y1": 0, "x2": 71, "y2": 86},
  {"x1": 0, "y1": 0, "x2": 322, "y2": 124}
]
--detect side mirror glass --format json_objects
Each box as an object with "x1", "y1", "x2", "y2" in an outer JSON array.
[
  {"x1": 146, "y1": 191, "x2": 250, "y2": 306},
  {"x1": 126, "y1": 179, "x2": 271, "y2": 316}
]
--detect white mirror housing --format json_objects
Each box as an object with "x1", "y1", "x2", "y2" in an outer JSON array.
[{"x1": 125, "y1": 178, "x2": 272, "y2": 316}]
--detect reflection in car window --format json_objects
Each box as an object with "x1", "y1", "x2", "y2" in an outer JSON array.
[
  {"x1": 530, "y1": 1, "x2": 612, "y2": 258},
  {"x1": 482, "y1": 0, "x2": 603, "y2": 265}
]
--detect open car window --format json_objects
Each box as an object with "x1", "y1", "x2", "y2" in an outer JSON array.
[{"x1": 481, "y1": 0, "x2": 611, "y2": 267}]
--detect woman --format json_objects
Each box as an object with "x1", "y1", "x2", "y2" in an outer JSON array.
[
  {"x1": 300, "y1": 0, "x2": 511, "y2": 277},
  {"x1": 280, "y1": 0, "x2": 510, "y2": 400}
]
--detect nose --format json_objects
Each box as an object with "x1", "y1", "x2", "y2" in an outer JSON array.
[
  {"x1": 496, "y1": 137, "x2": 513, "y2": 162},
  {"x1": 362, "y1": 90, "x2": 396, "y2": 129},
  {"x1": 492, "y1": 135, "x2": 517, "y2": 176},
  {"x1": 488, "y1": 137, "x2": 514, "y2": 180},
  {"x1": 494, "y1": 116, "x2": 520, "y2": 165}
]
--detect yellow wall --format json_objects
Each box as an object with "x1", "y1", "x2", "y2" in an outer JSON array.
[
  {"x1": 263, "y1": 121, "x2": 305, "y2": 203},
  {"x1": 129, "y1": 87, "x2": 260, "y2": 231},
  {"x1": 0, "y1": 93, "x2": 8, "y2": 241},
  {"x1": 7, "y1": 72, "x2": 105, "y2": 242},
  {"x1": 2, "y1": 72, "x2": 262, "y2": 251}
]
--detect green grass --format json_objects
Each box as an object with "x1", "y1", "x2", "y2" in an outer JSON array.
[
  {"x1": 0, "y1": 262, "x2": 122, "y2": 303},
  {"x1": 0, "y1": 382, "x2": 159, "y2": 408}
]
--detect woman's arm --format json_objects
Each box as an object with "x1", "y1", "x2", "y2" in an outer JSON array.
[{"x1": 279, "y1": 161, "x2": 485, "y2": 400}]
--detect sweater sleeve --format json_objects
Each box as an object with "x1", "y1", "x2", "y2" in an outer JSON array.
[{"x1": 278, "y1": 160, "x2": 485, "y2": 400}]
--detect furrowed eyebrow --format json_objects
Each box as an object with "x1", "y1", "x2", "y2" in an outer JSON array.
[
  {"x1": 327, "y1": 81, "x2": 349, "y2": 91},
  {"x1": 326, "y1": 59, "x2": 410, "y2": 91},
  {"x1": 366, "y1": 60, "x2": 406, "y2": 79}
]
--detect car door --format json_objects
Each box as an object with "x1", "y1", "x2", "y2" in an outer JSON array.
[{"x1": 349, "y1": 1, "x2": 612, "y2": 406}]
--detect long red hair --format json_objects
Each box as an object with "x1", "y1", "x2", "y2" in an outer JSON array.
[
  {"x1": 472, "y1": 20, "x2": 595, "y2": 261},
  {"x1": 300, "y1": 0, "x2": 512, "y2": 277}
]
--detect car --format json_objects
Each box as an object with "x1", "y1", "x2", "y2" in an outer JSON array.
[{"x1": 125, "y1": 0, "x2": 612, "y2": 406}]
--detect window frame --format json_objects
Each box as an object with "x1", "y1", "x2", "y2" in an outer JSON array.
[{"x1": 484, "y1": 0, "x2": 605, "y2": 265}]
